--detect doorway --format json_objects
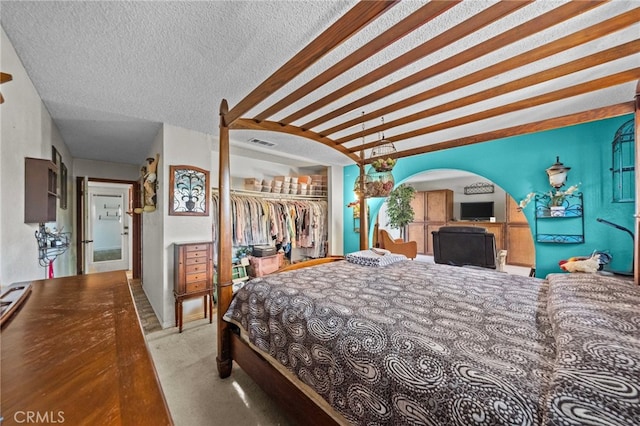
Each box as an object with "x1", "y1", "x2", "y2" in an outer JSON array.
[
  {"x1": 86, "y1": 183, "x2": 130, "y2": 273},
  {"x1": 77, "y1": 178, "x2": 141, "y2": 277}
]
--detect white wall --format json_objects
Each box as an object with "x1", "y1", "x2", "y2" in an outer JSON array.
[
  {"x1": 377, "y1": 204, "x2": 401, "y2": 240},
  {"x1": 1, "y1": 27, "x2": 74, "y2": 284},
  {"x1": 226, "y1": 157, "x2": 302, "y2": 188},
  {"x1": 141, "y1": 127, "x2": 166, "y2": 325},
  {"x1": 328, "y1": 165, "x2": 344, "y2": 255},
  {"x1": 138, "y1": 124, "x2": 218, "y2": 328},
  {"x1": 74, "y1": 158, "x2": 140, "y2": 181},
  {"x1": 51, "y1": 136, "x2": 74, "y2": 278}
]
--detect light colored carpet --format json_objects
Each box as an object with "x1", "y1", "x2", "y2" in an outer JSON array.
[{"x1": 146, "y1": 318, "x2": 294, "y2": 426}]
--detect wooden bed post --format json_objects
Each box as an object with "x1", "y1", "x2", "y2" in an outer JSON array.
[
  {"x1": 634, "y1": 80, "x2": 639, "y2": 285},
  {"x1": 359, "y1": 155, "x2": 368, "y2": 250},
  {"x1": 217, "y1": 99, "x2": 233, "y2": 377}
]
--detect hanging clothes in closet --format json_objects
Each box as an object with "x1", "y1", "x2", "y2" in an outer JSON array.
[{"x1": 211, "y1": 193, "x2": 328, "y2": 259}]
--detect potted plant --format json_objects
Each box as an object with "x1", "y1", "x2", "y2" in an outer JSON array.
[
  {"x1": 518, "y1": 183, "x2": 580, "y2": 217},
  {"x1": 549, "y1": 190, "x2": 567, "y2": 216},
  {"x1": 385, "y1": 184, "x2": 416, "y2": 240},
  {"x1": 550, "y1": 183, "x2": 581, "y2": 215}
]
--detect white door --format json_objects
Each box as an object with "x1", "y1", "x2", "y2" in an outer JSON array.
[{"x1": 85, "y1": 184, "x2": 131, "y2": 273}]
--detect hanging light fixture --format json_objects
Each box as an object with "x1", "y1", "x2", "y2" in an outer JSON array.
[
  {"x1": 364, "y1": 117, "x2": 395, "y2": 197},
  {"x1": 353, "y1": 116, "x2": 396, "y2": 198},
  {"x1": 370, "y1": 117, "x2": 397, "y2": 172}
]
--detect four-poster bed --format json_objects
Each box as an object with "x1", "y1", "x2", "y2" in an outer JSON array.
[{"x1": 216, "y1": 1, "x2": 640, "y2": 424}]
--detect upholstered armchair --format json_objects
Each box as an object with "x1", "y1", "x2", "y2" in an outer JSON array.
[
  {"x1": 378, "y1": 229, "x2": 418, "y2": 260},
  {"x1": 431, "y1": 226, "x2": 497, "y2": 269}
]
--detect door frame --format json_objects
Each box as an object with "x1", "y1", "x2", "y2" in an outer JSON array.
[{"x1": 76, "y1": 177, "x2": 141, "y2": 279}]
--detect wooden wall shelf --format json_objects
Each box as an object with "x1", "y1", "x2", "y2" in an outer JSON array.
[
  {"x1": 24, "y1": 157, "x2": 58, "y2": 223},
  {"x1": 0, "y1": 72, "x2": 12, "y2": 104}
]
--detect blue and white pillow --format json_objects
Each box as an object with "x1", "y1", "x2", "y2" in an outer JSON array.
[{"x1": 345, "y1": 249, "x2": 407, "y2": 267}]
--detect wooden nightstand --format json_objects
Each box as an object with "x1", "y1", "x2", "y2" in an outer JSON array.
[{"x1": 173, "y1": 241, "x2": 214, "y2": 332}]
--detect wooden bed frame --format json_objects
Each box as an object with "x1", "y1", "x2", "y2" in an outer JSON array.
[
  {"x1": 227, "y1": 256, "x2": 346, "y2": 424},
  {"x1": 215, "y1": 2, "x2": 640, "y2": 423}
]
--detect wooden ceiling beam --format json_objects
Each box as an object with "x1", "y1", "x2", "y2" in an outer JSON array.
[
  {"x1": 350, "y1": 68, "x2": 640, "y2": 153},
  {"x1": 285, "y1": 0, "x2": 531, "y2": 126},
  {"x1": 371, "y1": 102, "x2": 635, "y2": 162},
  {"x1": 340, "y1": 39, "x2": 640, "y2": 147},
  {"x1": 324, "y1": 1, "x2": 624, "y2": 139},
  {"x1": 222, "y1": 1, "x2": 398, "y2": 126},
  {"x1": 252, "y1": 1, "x2": 459, "y2": 122},
  {"x1": 232, "y1": 42, "x2": 638, "y2": 164}
]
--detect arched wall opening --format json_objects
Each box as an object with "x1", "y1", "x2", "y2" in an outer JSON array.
[
  {"x1": 371, "y1": 169, "x2": 535, "y2": 270},
  {"x1": 343, "y1": 114, "x2": 635, "y2": 278}
]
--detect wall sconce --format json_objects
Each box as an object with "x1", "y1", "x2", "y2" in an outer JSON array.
[{"x1": 546, "y1": 156, "x2": 571, "y2": 189}]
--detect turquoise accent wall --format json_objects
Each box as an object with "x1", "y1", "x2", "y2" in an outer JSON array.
[{"x1": 344, "y1": 115, "x2": 635, "y2": 278}]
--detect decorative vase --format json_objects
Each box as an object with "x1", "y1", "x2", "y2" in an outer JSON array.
[{"x1": 550, "y1": 205, "x2": 565, "y2": 217}]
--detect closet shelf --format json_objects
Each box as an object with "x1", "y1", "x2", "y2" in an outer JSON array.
[{"x1": 213, "y1": 187, "x2": 327, "y2": 201}]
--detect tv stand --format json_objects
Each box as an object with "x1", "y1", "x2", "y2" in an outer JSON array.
[{"x1": 456, "y1": 221, "x2": 505, "y2": 252}]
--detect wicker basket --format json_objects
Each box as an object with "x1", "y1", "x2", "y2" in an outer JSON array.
[{"x1": 354, "y1": 169, "x2": 394, "y2": 198}]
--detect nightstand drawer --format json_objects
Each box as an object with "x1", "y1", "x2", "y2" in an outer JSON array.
[
  {"x1": 186, "y1": 281, "x2": 207, "y2": 293},
  {"x1": 186, "y1": 250, "x2": 208, "y2": 259},
  {"x1": 186, "y1": 244, "x2": 209, "y2": 252},
  {"x1": 186, "y1": 263, "x2": 206, "y2": 274},
  {"x1": 186, "y1": 272, "x2": 207, "y2": 283},
  {"x1": 185, "y1": 256, "x2": 206, "y2": 266}
]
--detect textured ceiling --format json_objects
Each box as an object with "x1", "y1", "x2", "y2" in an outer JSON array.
[
  {"x1": 1, "y1": 1, "x2": 638, "y2": 167},
  {"x1": 1, "y1": 0, "x2": 355, "y2": 165}
]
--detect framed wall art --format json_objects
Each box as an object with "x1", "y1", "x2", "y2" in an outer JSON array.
[
  {"x1": 51, "y1": 146, "x2": 62, "y2": 197},
  {"x1": 60, "y1": 162, "x2": 68, "y2": 209},
  {"x1": 169, "y1": 165, "x2": 210, "y2": 216}
]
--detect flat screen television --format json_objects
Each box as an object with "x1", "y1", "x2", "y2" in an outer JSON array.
[{"x1": 460, "y1": 201, "x2": 494, "y2": 221}]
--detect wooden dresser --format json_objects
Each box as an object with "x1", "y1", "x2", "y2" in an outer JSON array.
[
  {"x1": 173, "y1": 241, "x2": 214, "y2": 332},
  {"x1": 505, "y1": 195, "x2": 535, "y2": 267},
  {"x1": 0, "y1": 271, "x2": 173, "y2": 425},
  {"x1": 408, "y1": 189, "x2": 454, "y2": 255}
]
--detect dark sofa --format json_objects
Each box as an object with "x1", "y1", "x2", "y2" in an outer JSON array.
[{"x1": 432, "y1": 226, "x2": 497, "y2": 269}]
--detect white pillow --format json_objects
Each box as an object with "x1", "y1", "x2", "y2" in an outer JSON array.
[{"x1": 370, "y1": 247, "x2": 391, "y2": 255}]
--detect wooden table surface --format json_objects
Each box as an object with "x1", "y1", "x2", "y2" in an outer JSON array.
[{"x1": 1, "y1": 271, "x2": 173, "y2": 425}]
